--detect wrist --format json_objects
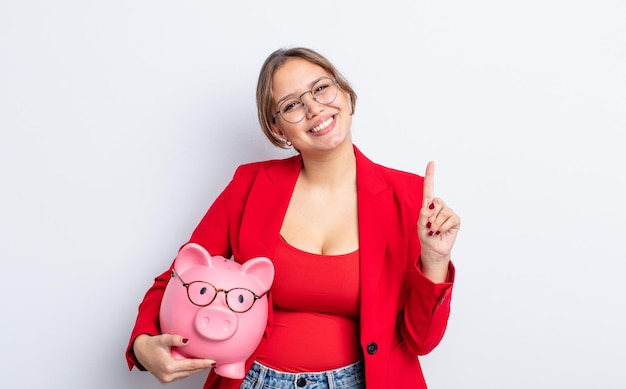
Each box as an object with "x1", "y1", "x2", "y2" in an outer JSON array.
[
  {"x1": 419, "y1": 256, "x2": 450, "y2": 283},
  {"x1": 131, "y1": 334, "x2": 152, "y2": 370}
]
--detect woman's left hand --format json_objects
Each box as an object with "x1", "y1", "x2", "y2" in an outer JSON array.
[{"x1": 417, "y1": 161, "x2": 461, "y2": 282}]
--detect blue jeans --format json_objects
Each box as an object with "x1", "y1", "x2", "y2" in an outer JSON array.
[{"x1": 240, "y1": 361, "x2": 365, "y2": 389}]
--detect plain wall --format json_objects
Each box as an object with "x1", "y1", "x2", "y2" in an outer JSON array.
[{"x1": 1, "y1": 1, "x2": 625, "y2": 388}]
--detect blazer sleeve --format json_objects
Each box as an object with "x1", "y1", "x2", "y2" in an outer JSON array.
[
  {"x1": 125, "y1": 172, "x2": 238, "y2": 370},
  {"x1": 400, "y1": 228, "x2": 455, "y2": 355},
  {"x1": 125, "y1": 268, "x2": 171, "y2": 370}
]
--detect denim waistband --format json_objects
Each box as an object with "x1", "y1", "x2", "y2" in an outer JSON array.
[{"x1": 243, "y1": 360, "x2": 364, "y2": 389}]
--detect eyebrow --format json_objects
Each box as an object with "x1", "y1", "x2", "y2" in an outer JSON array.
[{"x1": 275, "y1": 76, "x2": 328, "y2": 107}]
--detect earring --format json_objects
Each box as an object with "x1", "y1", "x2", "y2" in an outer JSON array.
[{"x1": 286, "y1": 140, "x2": 292, "y2": 147}]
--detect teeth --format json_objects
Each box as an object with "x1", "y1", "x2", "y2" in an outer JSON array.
[{"x1": 311, "y1": 117, "x2": 334, "y2": 133}]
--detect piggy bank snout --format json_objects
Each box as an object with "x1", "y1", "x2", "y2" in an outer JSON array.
[{"x1": 194, "y1": 305, "x2": 239, "y2": 341}]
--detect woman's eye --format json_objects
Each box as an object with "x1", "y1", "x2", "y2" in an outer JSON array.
[
  {"x1": 315, "y1": 84, "x2": 329, "y2": 93},
  {"x1": 283, "y1": 100, "x2": 300, "y2": 113}
]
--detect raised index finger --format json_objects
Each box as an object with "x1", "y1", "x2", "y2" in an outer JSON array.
[{"x1": 422, "y1": 161, "x2": 435, "y2": 207}]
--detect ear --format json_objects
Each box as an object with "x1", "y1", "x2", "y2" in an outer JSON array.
[
  {"x1": 241, "y1": 257, "x2": 275, "y2": 292},
  {"x1": 270, "y1": 122, "x2": 284, "y2": 141},
  {"x1": 174, "y1": 243, "x2": 214, "y2": 273}
]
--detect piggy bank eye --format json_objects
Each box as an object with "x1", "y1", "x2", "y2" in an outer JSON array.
[
  {"x1": 187, "y1": 281, "x2": 217, "y2": 306},
  {"x1": 226, "y1": 288, "x2": 257, "y2": 313}
]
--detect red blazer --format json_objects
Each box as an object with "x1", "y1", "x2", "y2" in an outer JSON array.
[{"x1": 126, "y1": 146, "x2": 454, "y2": 389}]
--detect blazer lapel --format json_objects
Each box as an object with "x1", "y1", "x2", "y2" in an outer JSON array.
[
  {"x1": 354, "y1": 147, "x2": 393, "y2": 320},
  {"x1": 238, "y1": 155, "x2": 302, "y2": 260}
]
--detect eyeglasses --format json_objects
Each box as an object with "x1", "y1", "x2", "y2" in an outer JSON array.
[
  {"x1": 171, "y1": 269, "x2": 268, "y2": 313},
  {"x1": 272, "y1": 77, "x2": 339, "y2": 124}
]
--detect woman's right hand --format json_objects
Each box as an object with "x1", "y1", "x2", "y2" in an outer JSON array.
[{"x1": 133, "y1": 334, "x2": 215, "y2": 384}]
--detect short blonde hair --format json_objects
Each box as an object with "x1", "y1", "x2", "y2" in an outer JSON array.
[{"x1": 256, "y1": 47, "x2": 357, "y2": 148}]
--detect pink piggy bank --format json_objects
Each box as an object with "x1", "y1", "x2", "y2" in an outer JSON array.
[{"x1": 159, "y1": 243, "x2": 274, "y2": 379}]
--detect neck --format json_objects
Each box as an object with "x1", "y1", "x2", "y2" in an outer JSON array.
[{"x1": 299, "y1": 143, "x2": 357, "y2": 187}]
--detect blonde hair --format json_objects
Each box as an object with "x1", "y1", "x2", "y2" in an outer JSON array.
[{"x1": 256, "y1": 47, "x2": 357, "y2": 148}]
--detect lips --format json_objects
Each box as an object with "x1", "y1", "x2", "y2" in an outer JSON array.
[{"x1": 310, "y1": 116, "x2": 335, "y2": 133}]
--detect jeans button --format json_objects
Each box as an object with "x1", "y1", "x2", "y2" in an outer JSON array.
[{"x1": 297, "y1": 377, "x2": 306, "y2": 387}]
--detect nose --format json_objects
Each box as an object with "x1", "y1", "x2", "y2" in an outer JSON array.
[{"x1": 301, "y1": 92, "x2": 324, "y2": 118}]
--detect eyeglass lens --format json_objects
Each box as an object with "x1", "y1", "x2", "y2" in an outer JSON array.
[{"x1": 277, "y1": 78, "x2": 338, "y2": 123}]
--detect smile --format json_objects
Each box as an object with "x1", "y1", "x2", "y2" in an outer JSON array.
[{"x1": 310, "y1": 116, "x2": 335, "y2": 133}]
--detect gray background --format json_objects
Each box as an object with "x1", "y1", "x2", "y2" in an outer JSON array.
[{"x1": 1, "y1": 0, "x2": 625, "y2": 388}]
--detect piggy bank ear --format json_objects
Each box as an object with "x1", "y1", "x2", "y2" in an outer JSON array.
[
  {"x1": 241, "y1": 257, "x2": 275, "y2": 292},
  {"x1": 174, "y1": 243, "x2": 213, "y2": 273}
]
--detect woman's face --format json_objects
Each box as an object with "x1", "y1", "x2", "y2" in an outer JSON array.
[{"x1": 270, "y1": 58, "x2": 353, "y2": 156}]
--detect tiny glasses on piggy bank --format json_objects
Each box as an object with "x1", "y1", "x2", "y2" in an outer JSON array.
[{"x1": 171, "y1": 269, "x2": 268, "y2": 313}]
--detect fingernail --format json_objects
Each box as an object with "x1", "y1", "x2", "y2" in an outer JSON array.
[
  {"x1": 435, "y1": 231, "x2": 441, "y2": 235},
  {"x1": 426, "y1": 221, "x2": 432, "y2": 229},
  {"x1": 182, "y1": 338, "x2": 189, "y2": 344},
  {"x1": 429, "y1": 203, "x2": 435, "y2": 210},
  {"x1": 428, "y1": 231, "x2": 434, "y2": 236}
]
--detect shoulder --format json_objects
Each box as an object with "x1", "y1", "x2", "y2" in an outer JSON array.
[
  {"x1": 376, "y1": 162, "x2": 423, "y2": 185},
  {"x1": 355, "y1": 146, "x2": 424, "y2": 190},
  {"x1": 230, "y1": 154, "x2": 301, "y2": 184}
]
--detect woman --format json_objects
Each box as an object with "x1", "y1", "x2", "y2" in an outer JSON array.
[{"x1": 126, "y1": 47, "x2": 461, "y2": 389}]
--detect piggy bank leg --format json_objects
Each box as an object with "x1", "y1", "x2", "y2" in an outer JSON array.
[{"x1": 214, "y1": 362, "x2": 246, "y2": 379}]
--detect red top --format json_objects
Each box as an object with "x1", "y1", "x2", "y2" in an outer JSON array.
[{"x1": 255, "y1": 236, "x2": 363, "y2": 371}]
